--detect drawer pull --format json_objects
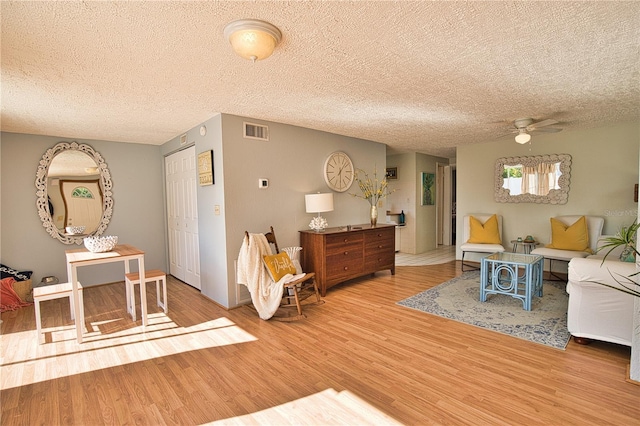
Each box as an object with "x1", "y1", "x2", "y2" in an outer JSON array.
[
  {"x1": 377, "y1": 233, "x2": 382, "y2": 237},
  {"x1": 378, "y1": 245, "x2": 383, "y2": 249},
  {"x1": 343, "y1": 238, "x2": 349, "y2": 243},
  {"x1": 343, "y1": 266, "x2": 348, "y2": 271},
  {"x1": 344, "y1": 251, "x2": 349, "y2": 255}
]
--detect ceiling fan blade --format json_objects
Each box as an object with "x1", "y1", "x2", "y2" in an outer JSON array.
[
  {"x1": 527, "y1": 119, "x2": 558, "y2": 130},
  {"x1": 531, "y1": 127, "x2": 562, "y2": 133}
]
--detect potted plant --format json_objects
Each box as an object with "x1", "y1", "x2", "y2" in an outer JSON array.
[
  {"x1": 595, "y1": 220, "x2": 640, "y2": 298},
  {"x1": 597, "y1": 220, "x2": 640, "y2": 263}
]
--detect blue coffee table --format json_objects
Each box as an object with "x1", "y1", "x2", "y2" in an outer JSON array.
[{"x1": 480, "y1": 252, "x2": 544, "y2": 311}]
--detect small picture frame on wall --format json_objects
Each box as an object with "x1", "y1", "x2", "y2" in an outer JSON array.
[
  {"x1": 198, "y1": 150, "x2": 214, "y2": 186},
  {"x1": 386, "y1": 167, "x2": 397, "y2": 180}
]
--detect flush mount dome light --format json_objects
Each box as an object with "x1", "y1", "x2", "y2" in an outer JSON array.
[
  {"x1": 224, "y1": 19, "x2": 282, "y2": 62},
  {"x1": 515, "y1": 129, "x2": 532, "y2": 144}
]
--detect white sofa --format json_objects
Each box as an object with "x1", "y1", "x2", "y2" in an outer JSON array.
[{"x1": 566, "y1": 243, "x2": 636, "y2": 346}]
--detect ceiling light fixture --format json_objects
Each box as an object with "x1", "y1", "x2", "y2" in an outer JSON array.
[
  {"x1": 224, "y1": 19, "x2": 282, "y2": 62},
  {"x1": 515, "y1": 130, "x2": 531, "y2": 144}
]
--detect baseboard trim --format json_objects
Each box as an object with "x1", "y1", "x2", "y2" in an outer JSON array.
[{"x1": 626, "y1": 365, "x2": 640, "y2": 386}]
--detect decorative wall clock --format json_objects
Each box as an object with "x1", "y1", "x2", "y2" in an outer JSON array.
[{"x1": 323, "y1": 151, "x2": 354, "y2": 192}]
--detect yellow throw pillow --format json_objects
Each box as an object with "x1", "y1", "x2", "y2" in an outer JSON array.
[
  {"x1": 546, "y1": 216, "x2": 591, "y2": 253},
  {"x1": 263, "y1": 252, "x2": 297, "y2": 282},
  {"x1": 468, "y1": 214, "x2": 501, "y2": 244}
]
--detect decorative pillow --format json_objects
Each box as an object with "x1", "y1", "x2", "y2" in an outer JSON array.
[
  {"x1": 546, "y1": 216, "x2": 591, "y2": 253},
  {"x1": 0, "y1": 264, "x2": 33, "y2": 281},
  {"x1": 468, "y1": 214, "x2": 501, "y2": 244},
  {"x1": 263, "y1": 252, "x2": 297, "y2": 282},
  {"x1": 12, "y1": 278, "x2": 33, "y2": 302}
]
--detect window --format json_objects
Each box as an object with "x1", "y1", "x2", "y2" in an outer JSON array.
[{"x1": 71, "y1": 186, "x2": 94, "y2": 199}]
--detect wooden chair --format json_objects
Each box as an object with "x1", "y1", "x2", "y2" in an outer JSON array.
[{"x1": 245, "y1": 226, "x2": 324, "y2": 320}]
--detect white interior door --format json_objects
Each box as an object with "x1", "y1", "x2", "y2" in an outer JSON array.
[
  {"x1": 165, "y1": 147, "x2": 201, "y2": 289},
  {"x1": 61, "y1": 180, "x2": 102, "y2": 232}
]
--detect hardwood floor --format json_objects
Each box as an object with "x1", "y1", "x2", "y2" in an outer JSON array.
[{"x1": 2, "y1": 261, "x2": 639, "y2": 425}]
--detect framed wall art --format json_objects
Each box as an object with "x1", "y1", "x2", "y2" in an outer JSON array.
[
  {"x1": 198, "y1": 150, "x2": 214, "y2": 186},
  {"x1": 421, "y1": 172, "x2": 435, "y2": 206},
  {"x1": 386, "y1": 167, "x2": 397, "y2": 180}
]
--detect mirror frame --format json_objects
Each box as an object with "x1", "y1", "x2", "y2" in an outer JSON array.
[
  {"x1": 35, "y1": 141, "x2": 114, "y2": 244},
  {"x1": 494, "y1": 154, "x2": 572, "y2": 204}
]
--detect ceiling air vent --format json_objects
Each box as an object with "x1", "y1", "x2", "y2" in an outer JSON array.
[{"x1": 244, "y1": 122, "x2": 269, "y2": 141}]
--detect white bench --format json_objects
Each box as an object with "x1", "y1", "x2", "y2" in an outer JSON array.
[
  {"x1": 34, "y1": 281, "x2": 83, "y2": 344},
  {"x1": 125, "y1": 270, "x2": 168, "y2": 321}
]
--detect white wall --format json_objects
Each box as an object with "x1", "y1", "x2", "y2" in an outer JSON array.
[
  {"x1": 0, "y1": 133, "x2": 166, "y2": 285},
  {"x1": 387, "y1": 153, "x2": 415, "y2": 253},
  {"x1": 456, "y1": 121, "x2": 640, "y2": 267}
]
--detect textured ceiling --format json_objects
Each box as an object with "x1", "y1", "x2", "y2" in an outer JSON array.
[{"x1": 2, "y1": 1, "x2": 639, "y2": 158}]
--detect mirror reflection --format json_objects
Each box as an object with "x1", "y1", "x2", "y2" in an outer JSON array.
[
  {"x1": 495, "y1": 154, "x2": 571, "y2": 204},
  {"x1": 502, "y1": 162, "x2": 562, "y2": 196},
  {"x1": 48, "y1": 151, "x2": 103, "y2": 235},
  {"x1": 36, "y1": 141, "x2": 113, "y2": 244}
]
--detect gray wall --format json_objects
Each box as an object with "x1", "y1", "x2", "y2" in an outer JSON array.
[
  {"x1": 1, "y1": 133, "x2": 166, "y2": 286},
  {"x1": 219, "y1": 114, "x2": 387, "y2": 307},
  {"x1": 456, "y1": 121, "x2": 640, "y2": 265},
  {"x1": 161, "y1": 113, "x2": 388, "y2": 308}
]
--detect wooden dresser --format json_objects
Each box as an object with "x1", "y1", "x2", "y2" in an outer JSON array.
[{"x1": 299, "y1": 224, "x2": 396, "y2": 296}]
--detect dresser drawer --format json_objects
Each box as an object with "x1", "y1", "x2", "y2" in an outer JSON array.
[
  {"x1": 365, "y1": 252, "x2": 395, "y2": 271},
  {"x1": 326, "y1": 232, "x2": 363, "y2": 249},
  {"x1": 364, "y1": 234, "x2": 395, "y2": 254},
  {"x1": 326, "y1": 249, "x2": 363, "y2": 279}
]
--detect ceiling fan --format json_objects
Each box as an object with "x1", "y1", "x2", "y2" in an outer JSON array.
[{"x1": 511, "y1": 118, "x2": 562, "y2": 144}]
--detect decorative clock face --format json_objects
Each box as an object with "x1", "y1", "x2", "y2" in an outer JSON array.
[{"x1": 324, "y1": 151, "x2": 354, "y2": 192}]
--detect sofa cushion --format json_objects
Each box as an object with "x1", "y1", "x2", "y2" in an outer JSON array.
[
  {"x1": 547, "y1": 216, "x2": 591, "y2": 253},
  {"x1": 568, "y1": 257, "x2": 636, "y2": 285},
  {"x1": 467, "y1": 214, "x2": 501, "y2": 244},
  {"x1": 531, "y1": 246, "x2": 590, "y2": 261}
]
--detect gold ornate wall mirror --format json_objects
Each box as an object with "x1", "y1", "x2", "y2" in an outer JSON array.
[
  {"x1": 494, "y1": 154, "x2": 571, "y2": 204},
  {"x1": 36, "y1": 141, "x2": 114, "y2": 244}
]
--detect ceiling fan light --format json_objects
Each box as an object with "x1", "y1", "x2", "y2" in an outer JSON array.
[
  {"x1": 224, "y1": 19, "x2": 282, "y2": 62},
  {"x1": 515, "y1": 132, "x2": 531, "y2": 144}
]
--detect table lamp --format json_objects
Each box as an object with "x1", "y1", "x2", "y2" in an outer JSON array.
[{"x1": 305, "y1": 193, "x2": 334, "y2": 232}]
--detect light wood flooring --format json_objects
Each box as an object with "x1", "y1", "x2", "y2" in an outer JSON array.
[{"x1": 1, "y1": 261, "x2": 639, "y2": 425}]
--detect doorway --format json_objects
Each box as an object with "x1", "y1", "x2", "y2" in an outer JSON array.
[
  {"x1": 436, "y1": 164, "x2": 456, "y2": 246},
  {"x1": 165, "y1": 146, "x2": 201, "y2": 289}
]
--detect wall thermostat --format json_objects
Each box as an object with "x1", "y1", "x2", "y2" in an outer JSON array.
[{"x1": 259, "y1": 179, "x2": 269, "y2": 188}]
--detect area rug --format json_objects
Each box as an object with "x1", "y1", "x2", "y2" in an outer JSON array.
[{"x1": 397, "y1": 271, "x2": 571, "y2": 350}]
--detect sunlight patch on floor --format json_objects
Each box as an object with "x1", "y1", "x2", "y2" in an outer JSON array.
[
  {"x1": 0, "y1": 314, "x2": 257, "y2": 390},
  {"x1": 207, "y1": 388, "x2": 402, "y2": 425}
]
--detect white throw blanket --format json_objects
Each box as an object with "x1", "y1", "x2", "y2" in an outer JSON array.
[{"x1": 237, "y1": 233, "x2": 291, "y2": 320}]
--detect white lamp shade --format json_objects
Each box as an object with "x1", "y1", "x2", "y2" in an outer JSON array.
[
  {"x1": 305, "y1": 193, "x2": 334, "y2": 213},
  {"x1": 515, "y1": 132, "x2": 531, "y2": 144}
]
